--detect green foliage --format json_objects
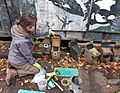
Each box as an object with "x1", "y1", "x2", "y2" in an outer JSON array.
[{"x1": 34, "y1": 37, "x2": 40, "y2": 45}]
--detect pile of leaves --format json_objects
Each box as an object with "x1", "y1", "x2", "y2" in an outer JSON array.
[
  {"x1": 0, "y1": 42, "x2": 9, "y2": 53},
  {"x1": 57, "y1": 55, "x2": 120, "y2": 79},
  {"x1": 0, "y1": 54, "x2": 119, "y2": 80},
  {"x1": 84, "y1": 61, "x2": 120, "y2": 79},
  {"x1": 0, "y1": 58, "x2": 7, "y2": 72},
  {"x1": 57, "y1": 55, "x2": 85, "y2": 69}
]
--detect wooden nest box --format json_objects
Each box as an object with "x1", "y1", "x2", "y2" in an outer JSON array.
[{"x1": 51, "y1": 35, "x2": 61, "y2": 59}]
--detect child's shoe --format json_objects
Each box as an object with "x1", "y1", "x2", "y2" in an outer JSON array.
[{"x1": 6, "y1": 69, "x2": 17, "y2": 85}]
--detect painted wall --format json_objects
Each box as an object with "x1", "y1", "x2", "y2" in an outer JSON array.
[
  {"x1": 36, "y1": 0, "x2": 120, "y2": 32},
  {"x1": 0, "y1": 0, "x2": 35, "y2": 34},
  {"x1": 0, "y1": 0, "x2": 120, "y2": 41}
]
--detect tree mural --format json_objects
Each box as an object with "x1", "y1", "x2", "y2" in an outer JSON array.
[
  {"x1": 111, "y1": 16, "x2": 120, "y2": 31},
  {"x1": 1, "y1": 0, "x2": 120, "y2": 34},
  {"x1": 19, "y1": 0, "x2": 36, "y2": 15},
  {"x1": 0, "y1": 0, "x2": 36, "y2": 34},
  {"x1": 48, "y1": 0, "x2": 86, "y2": 16},
  {"x1": 48, "y1": 0, "x2": 120, "y2": 31},
  {"x1": 56, "y1": 15, "x2": 73, "y2": 30},
  {"x1": 0, "y1": 0, "x2": 20, "y2": 34}
]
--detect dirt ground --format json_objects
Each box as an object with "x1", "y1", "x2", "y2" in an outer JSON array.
[
  {"x1": 0, "y1": 42, "x2": 120, "y2": 93},
  {"x1": 0, "y1": 57, "x2": 119, "y2": 93}
]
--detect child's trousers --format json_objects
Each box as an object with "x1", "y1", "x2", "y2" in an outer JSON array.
[{"x1": 11, "y1": 63, "x2": 39, "y2": 77}]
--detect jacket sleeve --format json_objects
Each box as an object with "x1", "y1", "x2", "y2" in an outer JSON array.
[
  {"x1": 16, "y1": 41, "x2": 35, "y2": 65},
  {"x1": 34, "y1": 27, "x2": 49, "y2": 37}
]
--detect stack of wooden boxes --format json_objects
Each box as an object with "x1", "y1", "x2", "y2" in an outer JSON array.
[
  {"x1": 113, "y1": 41, "x2": 120, "y2": 62},
  {"x1": 100, "y1": 40, "x2": 113, "y2": 62},
  {"x1": 40, "y1": 37, "x2": 51, "y2": 55},
  {"x1": 51, "y1": 35, "x2": 61, "y2": 59}
]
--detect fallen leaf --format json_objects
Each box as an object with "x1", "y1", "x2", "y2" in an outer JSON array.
[
  {"x1": 21, "y1": 82, "x2": 24, "y2": 86},
  {"x1": 0, "y1": 78, "x2": 4, "y2": 81},
  {"x1": 0, "y1": 88, "x2": 3, "y2": 92}
]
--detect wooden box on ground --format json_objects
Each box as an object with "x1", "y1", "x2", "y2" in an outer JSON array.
[{"x1": 51, "y1": 35, "x2": 61, "y2": 59}]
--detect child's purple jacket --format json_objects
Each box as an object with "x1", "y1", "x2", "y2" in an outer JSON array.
[{"x1": 8, "y1": 25, "x2": 48, "y2": 65}]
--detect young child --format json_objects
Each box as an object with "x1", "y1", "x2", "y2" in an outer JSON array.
[{"x1": 6, "y1": 12, "x2": 50, "y2": 85}]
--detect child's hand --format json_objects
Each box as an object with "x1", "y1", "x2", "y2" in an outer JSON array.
[
  {"x1": 33, "y1": 63, "x2": 41, "y2": 69},
  {"x1": 49, "y1": 29, "x2": 55, "y2": 36}
]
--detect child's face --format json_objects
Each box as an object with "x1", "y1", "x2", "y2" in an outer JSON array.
[{"x1": 26, "y1": 23, "x2": 36, "y2": 33}]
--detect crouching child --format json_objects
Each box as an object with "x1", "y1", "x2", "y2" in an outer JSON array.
[{"x1": 6, "y1": 12, "x2": 51, "y2": 85}]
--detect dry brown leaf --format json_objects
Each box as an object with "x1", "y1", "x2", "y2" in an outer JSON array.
[
  {"x1": 0, "y1": 46, "x2": 5, "y2": 50},
  {"x1": 24, "y1": 79, "x2": 32, "y2": 83},
  {"x1": 0, "y1": 68, "x2": 6, "y2": 71},
  {"x1": 0, "y1": 78, "x2": 4, "y2": 81},
  {"x1": 106, "y1": 85, "x2": 112, "y2": 89},
  {"x1": 21, "y1": 82, "x2": 24, "y2": 86},
  {"x1": 0, "y1": 88, "x2": 3, "y2": 92}
]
